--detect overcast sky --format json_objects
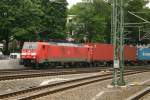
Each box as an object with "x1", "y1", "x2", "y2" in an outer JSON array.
[
  {"x1": 67, "y1": 0, "x2": 81, "y2": 8},
  {"x1": 147, "y1": 2, "x2": 150, "y2": 7}
]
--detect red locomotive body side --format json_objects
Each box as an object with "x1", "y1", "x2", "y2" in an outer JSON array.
[
  {"x1": 35, "y1": 42, "x2": 90, "y2": 63},
  {"x1": 48, "y1": 45, "x2": 88, "y2": 62},
  {"x1": 91, "y1": 44, "x2": 114, "y2": 61},
  {"x1": 124, "y1": 45, "x2": 137, "y2": 61},
  {"x1": 35, "y1": 42, "x2": 49, "y2": 63}
]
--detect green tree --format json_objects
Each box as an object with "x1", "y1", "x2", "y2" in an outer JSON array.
[
  {"x1": 40, "y1": 0, "x2": 67, "y2": 40},
  {"x1": 69, "y1": 0, "x2": 150, "y2": 44},
  {"x1": 0, "y1": 0, "x2": 17, "y2": 54},
  {"x1": 0, "y1": 0, "x2": 68, "y2": 54},
  {"x1": 69, "y1": 0, "x2": 111, "y2": 43},
  {"x1": 0, "y1": 0, "x2": 43, "y2": 54},
  {"x1": 124, "y1": 0, "x2": 150, "y2": 44},
  {"x1": 13, "y1": 0, "x2": 43, "y2": 41}
]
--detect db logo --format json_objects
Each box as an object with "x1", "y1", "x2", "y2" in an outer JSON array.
[{"x1": 67, "y1": 51, "x2": 71, "y2": 55}]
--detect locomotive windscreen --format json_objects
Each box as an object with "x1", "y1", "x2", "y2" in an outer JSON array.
[{"x1": 23, "y1": 42, "x2": 37, "y2": 49}]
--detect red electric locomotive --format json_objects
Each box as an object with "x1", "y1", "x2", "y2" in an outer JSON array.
[{"x1": 20, "y1": 42, "x2": 91, "y2": 68}]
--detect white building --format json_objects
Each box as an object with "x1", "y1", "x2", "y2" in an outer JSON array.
[
  {"x1": 0, "y1": 43, "x2": 3, "y2": 50},
  {"x1": 67, "y1": 15, "x2": 76, "y2": 24}
]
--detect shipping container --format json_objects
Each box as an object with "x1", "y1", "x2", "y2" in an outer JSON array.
[
  {"x1": 137, "y1": 48, "x2": 150, "y2": 60},
  {"x1": 92, "y1": 44, "x2": 114, "y2": 61},
  {"x1": 124, "y1": 45, "x2": 137, "y2": 61}
]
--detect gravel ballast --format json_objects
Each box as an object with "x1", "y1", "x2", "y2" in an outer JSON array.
[{"x1": 35, "y1": 72, "x2": 150, "y2": 100}]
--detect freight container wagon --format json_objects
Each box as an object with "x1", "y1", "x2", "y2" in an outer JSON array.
[
  {"x1": 124, "y1": 45, "x2": 137, "y2": 65},
  {"x1": 90, "y1": 43, "x2": 114, "y2": 66},
  {"x1": 137, "y1": 48, "x2": 150, "y2": 60}
]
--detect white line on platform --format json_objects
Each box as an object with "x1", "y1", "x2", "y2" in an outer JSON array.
[
  {"x1": 91, "y1": 89, "x2": 122, "y2": 100},
  {"x1": 128, "y1": 77, "x2": 150, "y2": 86},
  {"x1": 91, "y1": 91, "x2": 105, "y2": 100},
  {"x1": 141, "y1": 78, "x2": 150, "y2": 85},
  {"x1": 40, "y1": 78, "x2": 68, "y2": 86}
]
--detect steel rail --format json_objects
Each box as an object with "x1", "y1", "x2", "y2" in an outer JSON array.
[
  {"x1": 0, "y1": 67, "x2": 112, "y2": 81},
  {"x1": 0, "y1": 67, "x2": 149, "y2": 81},
  {"x1": 126, "y1": 87, "x2": 150, "y2": 100},
  {"x1": 0, "y1": 70, "x2": 148, "y2": 100}
]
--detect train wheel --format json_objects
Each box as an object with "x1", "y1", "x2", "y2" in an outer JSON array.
[
  {"x1": 64, "y1": 63, "x2": 70, "y2": 68},
  {"x1": 44, "y1": 63, "x2": 49, "y2": 69},
  {"x1": 105, "y1": 62, "x2": 111, "y2": 67},
  {"x1": 33, "y1": 63, "x2": 40, "y2": 69},
  {"x1": 32, "y1": 64, "x2": 36, "y2": 69},
  {"x1": 89, "y1": 63, "x2": 93, "y2": 67}
]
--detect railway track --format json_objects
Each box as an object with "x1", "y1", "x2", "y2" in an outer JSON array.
[
  {"x1": 127, "y1": 87, "x2": 150, "y2": 100},
  {"x1": 0, "y1": 67, "x2": 110, "y2": 74},
  {"x1": 0, "y1": 70, "x2": 148, "y2": 100},
  {"x1": 0, "y1": 66, "x2": 149, "y2": 81},
  {"x1": 0, "y1": 65, "x2": 149, "y2": 75},
  {"x1": 0, "y1": 67, "x2": 112, "y2": 81}
]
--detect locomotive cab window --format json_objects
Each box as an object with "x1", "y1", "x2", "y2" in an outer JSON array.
[
  {"x1": 10, "y1": 55, "x2": 17, "y2": 59},
  {"x1": 23, "y1": 42, "x2": 37, "y2": 49}
]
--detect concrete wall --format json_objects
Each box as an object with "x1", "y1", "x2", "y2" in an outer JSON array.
[{"x1": 0, "y1": 59, "x2": 26, "y2": 70}]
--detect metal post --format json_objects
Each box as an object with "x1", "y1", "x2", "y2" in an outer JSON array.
[
  {"x1": 139, "y1": 27, "x2": 141, "y2": 41},
  {"x1": 111, "y1": 0, "x2": 125, "y2": 86},
  {"x1": 118, "y1": 0, "x2": 125, "y2": 86},
  {"x1": 111, "y1": 0, "x2": 119, "y2": 86}
]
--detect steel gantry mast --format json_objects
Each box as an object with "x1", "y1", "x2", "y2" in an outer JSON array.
[{"x1": 111, "y1": 0, "x2": 125, "y2": 86}]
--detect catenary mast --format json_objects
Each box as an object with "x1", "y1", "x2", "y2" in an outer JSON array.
[{"x1": 111, "y1": 0, "x2": 125, "y2": 86}]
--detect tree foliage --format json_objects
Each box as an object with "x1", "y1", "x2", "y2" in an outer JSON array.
[
  {"x1": 69, "y1": 0, "x2": 150, "y2": 44},
  {"x1": 69, "y1": 0, "x2": 111, "y2": 43},
  {"x1": 125, "y1": 0, "x2": 150, "y2": 44},
  {"x1": 40, "y1": 0, "x2": 67, "y2": 40},
  {"x1": 0, "y1": 0, "x2": 67, "y2": 54}
]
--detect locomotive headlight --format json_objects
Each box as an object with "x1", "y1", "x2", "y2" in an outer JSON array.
[
  {"x1": 31, "y1": 53, "x2": 36, "y2": 56},
  {"x1": 21, "y1": 53, "x2": 27, "y2": 56}
]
